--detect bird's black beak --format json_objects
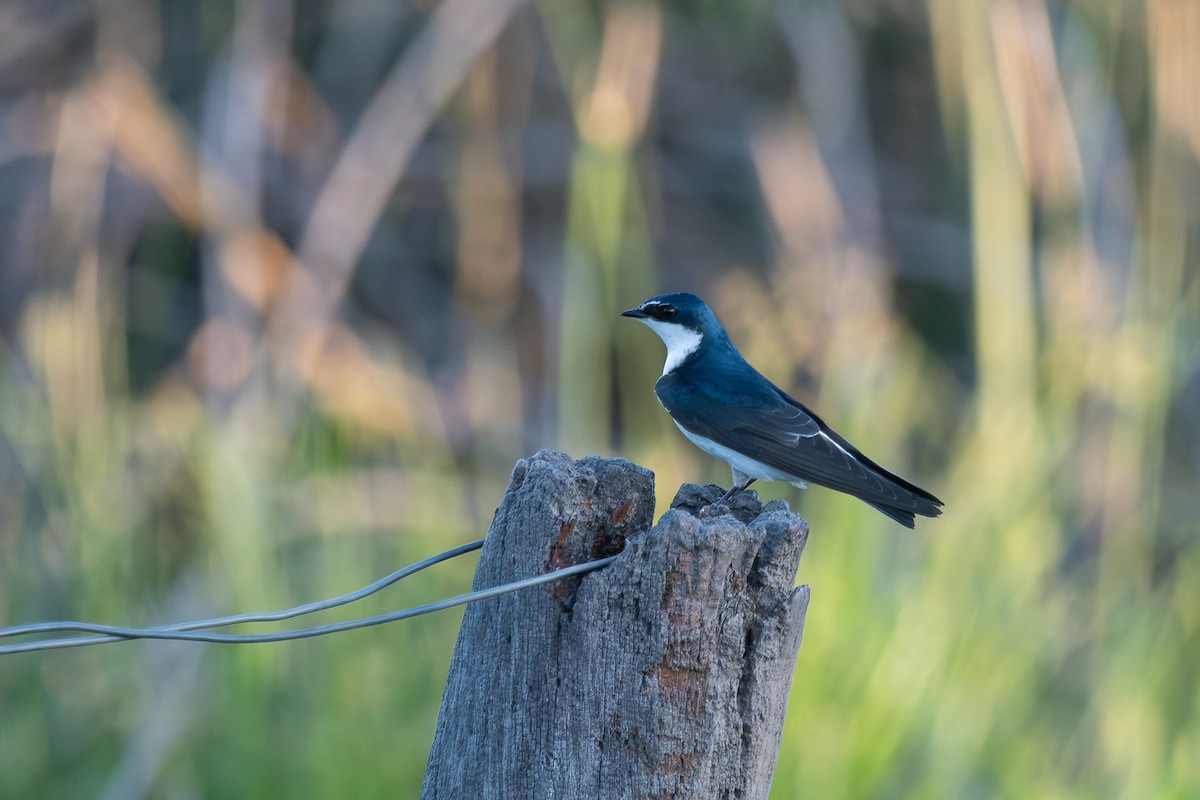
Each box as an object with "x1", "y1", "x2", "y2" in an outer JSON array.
[{"x1": 620, "y1": 307, "x2": 646, "y2": 319}]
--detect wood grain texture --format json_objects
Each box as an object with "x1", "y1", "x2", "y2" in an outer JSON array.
[{"x1": 421, "y1": 450, "x2": 809, "y2": 799}]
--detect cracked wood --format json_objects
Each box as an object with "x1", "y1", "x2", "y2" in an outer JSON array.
[{"x1": 421, "y1": 449, "x2": 809, "y2": 799}]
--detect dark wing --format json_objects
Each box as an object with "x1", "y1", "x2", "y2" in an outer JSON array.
[{"x1": 656, "y1": 370, "x2": 943, "y2": 525}]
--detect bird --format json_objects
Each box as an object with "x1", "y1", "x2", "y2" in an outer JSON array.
[{"x1": 621, "y1": 291, "x2": 943, "y2": 528}]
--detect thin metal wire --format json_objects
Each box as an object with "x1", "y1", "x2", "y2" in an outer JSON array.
[
  {"x1": 0, "y1": 544, "x2": 618, "y2": 654},
  {"x1": 0, "y1": 538, "x2": 485, "y2": 644}
]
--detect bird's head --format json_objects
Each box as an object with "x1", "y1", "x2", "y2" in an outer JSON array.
[{"x1": 621, "y1": 292, "x2": 726, "y2": 373}]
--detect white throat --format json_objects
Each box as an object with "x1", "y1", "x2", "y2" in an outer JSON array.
[{"x1": 640, "y1": 318, "x2": 702, "y2": 375}]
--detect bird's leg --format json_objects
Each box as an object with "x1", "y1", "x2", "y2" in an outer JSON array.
[{"x1": 716, "y1": 478, "x2": 756, "y2": 505}]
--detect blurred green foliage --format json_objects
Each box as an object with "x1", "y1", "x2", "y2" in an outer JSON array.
[{"x1": 1, "y1": 0, "x2": 1197, "y2": 797}]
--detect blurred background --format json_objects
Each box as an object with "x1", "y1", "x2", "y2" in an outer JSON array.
[{"x1": 0, "y1": 0, "x2": 1196, "y2": 796}]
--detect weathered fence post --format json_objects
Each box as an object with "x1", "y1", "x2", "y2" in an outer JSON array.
[{"x1": 421, "y1": 450, "x2": 809, "y2": 799}]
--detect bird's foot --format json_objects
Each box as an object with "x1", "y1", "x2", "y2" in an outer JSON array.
[
  {"x1": 715, "y1": 485, "x2": 741, "y2": 505},
  {"x1": 699, "y1": 480, "x2": 756, "y2": 517}
]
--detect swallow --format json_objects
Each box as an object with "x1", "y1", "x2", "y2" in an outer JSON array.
[{"x1": 622, "y1": 292, "x2": 943, "y2": 527}]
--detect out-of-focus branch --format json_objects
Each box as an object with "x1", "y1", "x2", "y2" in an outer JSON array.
[{"x1": 266, "y1": 0, "x2": 529, "y2": 391}]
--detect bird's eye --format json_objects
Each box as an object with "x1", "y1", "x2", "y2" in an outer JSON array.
[{"x1": 645, "y1": 303, "x2": 676, "y2": 319}]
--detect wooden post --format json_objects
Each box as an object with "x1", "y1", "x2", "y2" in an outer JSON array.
[{"x1": 421, "y1": 450, "x2": 809, "y2": 799}]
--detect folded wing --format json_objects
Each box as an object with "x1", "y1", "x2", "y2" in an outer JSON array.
[{"x1": 656, "y1": 371, "x2": 943, "y2": 524}]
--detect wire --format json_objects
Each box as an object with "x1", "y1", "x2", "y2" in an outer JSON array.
[
  {"x1": 0, "y1": 538, "x2": 485, "y2": 648},
  {"x1": 0, "y1": 542, "x2": 618, "y2": 654}
]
